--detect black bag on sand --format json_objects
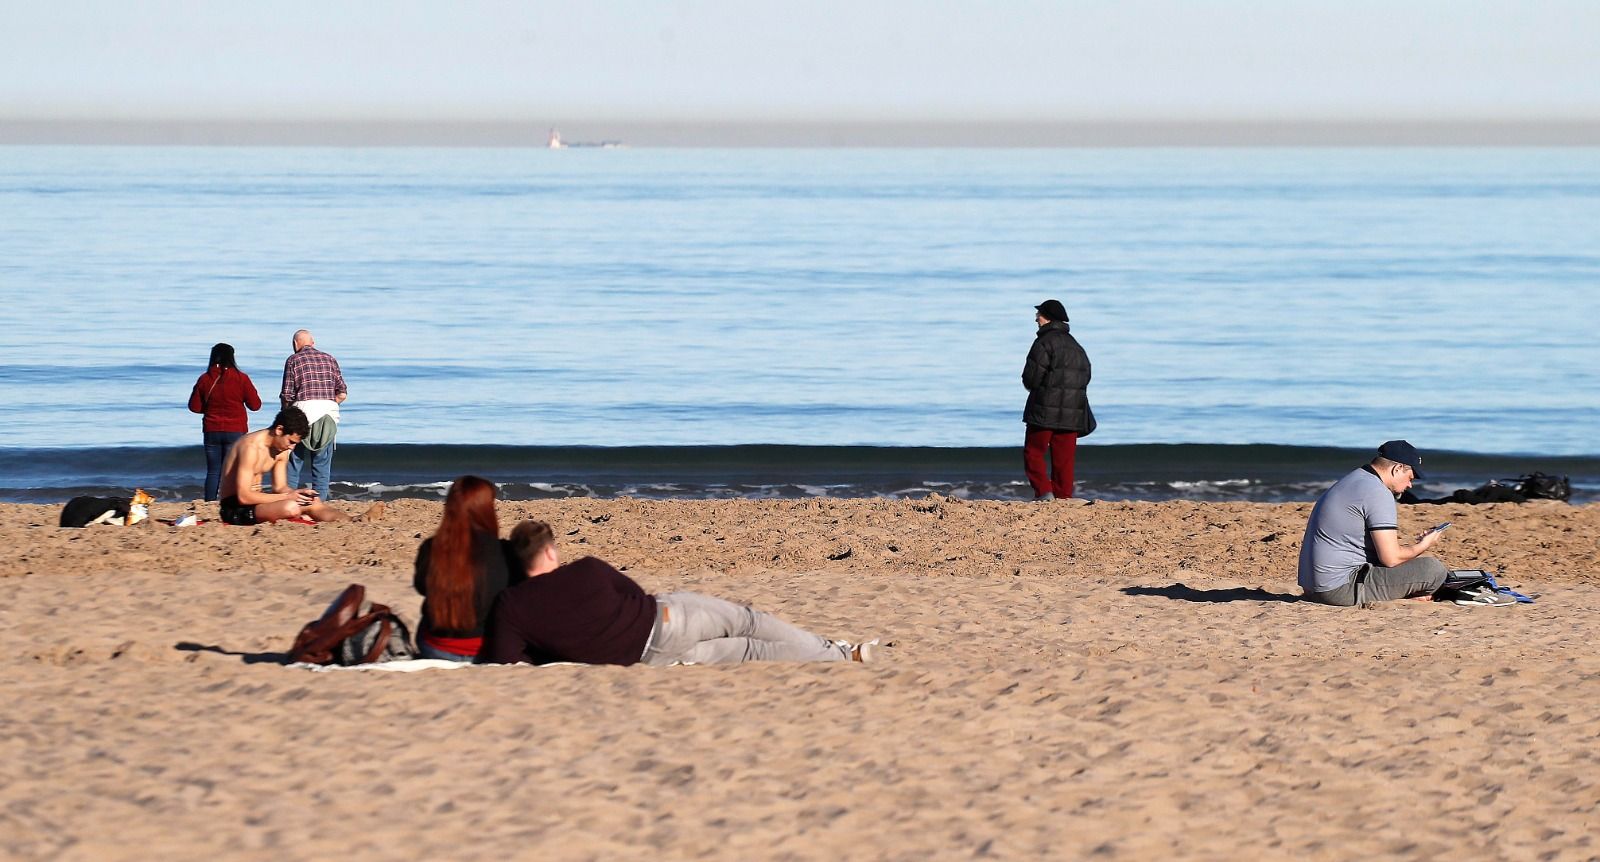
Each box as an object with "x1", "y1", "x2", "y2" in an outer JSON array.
[
  {"x1": 1438, "y1": 570, "x2": 1490, "y2": 593},
  {"x1": 288, "y1": 584, "x2": 417, "y2": 666},
  {"x1": 1516, "y1": 472, "x2": 1572, "y2": 502},
  {"x1": 1402, "y1": 471, "x2": 1573, "y2": 506}
]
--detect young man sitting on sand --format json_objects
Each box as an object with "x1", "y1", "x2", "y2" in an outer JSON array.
[
  {"x1": 217, "y1": 407, "x2": 384, "y2": 526},
  {"x1": 1298, "y1": 440, "x2": 1448, "y2": 606},
  {"x1": 478, "y1": 520, "x2": 882, "y2": 666}
]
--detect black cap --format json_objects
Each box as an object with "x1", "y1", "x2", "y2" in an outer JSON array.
[
  {"x1": 1377, "y1": 440, "x2": 1424, "y2": 478},
  {"x1": 1035, "y1": 299, "x2": 1068, "y2": 322}
]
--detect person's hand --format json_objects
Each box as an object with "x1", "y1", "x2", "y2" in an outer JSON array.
[
  {"x1": 295, "y1": 489, "x2": 317, "y2": 506},
  {"x1": 1415, "y1": 528, "x2": 1443, "y2": 550}
]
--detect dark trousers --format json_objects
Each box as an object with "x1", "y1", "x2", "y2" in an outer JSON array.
[
  {"x1": 1024, "y1": 426, "x2": 1078, "y2": 499},
  {"x1": 202, "y1": 431, "x2": 243, "y2": 501}
]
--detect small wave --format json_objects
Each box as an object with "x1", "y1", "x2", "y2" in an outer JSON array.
[{"x1": 1167, "y1": 478, "x2": 1256, "y2": 489}]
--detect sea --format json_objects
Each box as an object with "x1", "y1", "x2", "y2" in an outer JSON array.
[{"x1": 1, "y1": 145, "x2": 1597, "y2": 503}]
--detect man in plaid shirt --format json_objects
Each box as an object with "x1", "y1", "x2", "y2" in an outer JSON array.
[{"x1": 280, "y1": 330, "x2": 347, "y2": 499}]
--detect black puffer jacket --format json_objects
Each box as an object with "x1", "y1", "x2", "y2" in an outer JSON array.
[{"x1": 1021, "y1": 321, "x2": 1094, "y2": 433}]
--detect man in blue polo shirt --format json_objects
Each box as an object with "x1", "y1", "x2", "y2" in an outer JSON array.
[{"x1": 1299, "y1": 440, "x2": 1449, "y2": 606}]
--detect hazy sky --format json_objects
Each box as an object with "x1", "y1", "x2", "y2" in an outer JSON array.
[{"x1": 4, "y1": 0, "x2": 1598, "y2": 123}]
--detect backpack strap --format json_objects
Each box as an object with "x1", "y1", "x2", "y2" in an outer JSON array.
[
  {"x1": 201, "y1": 369, "x2": 224, "y2": 408},
  {"x1": 355, "y1": 605, "x2": 395, "y2": 664}
]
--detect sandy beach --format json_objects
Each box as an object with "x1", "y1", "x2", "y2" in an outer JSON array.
[{"x1": 2, "y1": 496, "x2": 1597, "y2": 860}]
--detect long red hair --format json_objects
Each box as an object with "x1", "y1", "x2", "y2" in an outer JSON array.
[{"x1": 426, "y1": 475, "x2": 500, "y2": 632}]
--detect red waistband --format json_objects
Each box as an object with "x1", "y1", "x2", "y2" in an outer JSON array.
[{"x1": 422, "y1": 634, "x2": 482, "y2": 656}]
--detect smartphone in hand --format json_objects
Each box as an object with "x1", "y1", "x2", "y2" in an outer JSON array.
[{"x1": 1423, "y1": 522, "x2": 1451, "y2": 535}]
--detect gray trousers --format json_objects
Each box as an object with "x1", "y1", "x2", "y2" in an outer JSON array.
[
  {"x1": 640, "y1": 592, "x2": 850, "y2": 666},
  {"x1": 1304, "y1": 557, "x2": 1450, "y2": 606}
]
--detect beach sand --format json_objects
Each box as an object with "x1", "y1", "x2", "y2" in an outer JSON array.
[{"x1": 2, "y1": 497, "x2": 1597, "y2": 860}]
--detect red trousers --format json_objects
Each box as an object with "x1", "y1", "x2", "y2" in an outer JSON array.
[{"x1": 1024, "y1": 427, "x2": 1078, "y2": 499}]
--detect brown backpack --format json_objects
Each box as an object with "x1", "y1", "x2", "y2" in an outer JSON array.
[{"x1": 288, "y1": 584, "x2": 416, "y2": 665}]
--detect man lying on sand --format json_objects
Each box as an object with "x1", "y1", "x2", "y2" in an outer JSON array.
[
  {"x1": 1298, "y1": 440, "x2": 1448, "y2": 605},
  {"x1": 217, "y1": 407, "x2": 383, "y2": 525},
  {"x1": 479, "y1": 520, "x2": 882, "y2": 666}
]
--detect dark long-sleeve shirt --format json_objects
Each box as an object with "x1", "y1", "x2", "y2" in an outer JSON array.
[
  {"x1": 479, "y1": 556, "x2": 657, "y2": 666},
  {"x1": 413, "y1": 531, "x2": 523, "y2": 639}
]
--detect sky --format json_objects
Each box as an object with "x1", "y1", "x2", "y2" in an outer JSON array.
[{"x1": 3, "y1": 0, "x2": 1598, "y2": 124}]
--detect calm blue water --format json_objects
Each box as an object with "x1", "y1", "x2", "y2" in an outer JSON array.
[{"x1": 1, "y1": 146, "x2": 1597, "y2": 491}]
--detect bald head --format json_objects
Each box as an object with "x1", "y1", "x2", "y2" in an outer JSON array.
[{"x1": 293, "y1": 330, "x2": 314, "y2": 350}]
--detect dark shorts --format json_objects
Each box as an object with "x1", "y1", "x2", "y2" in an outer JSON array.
[{"x1": 219, "y1": 495, "x2": 258, "y2": 526}]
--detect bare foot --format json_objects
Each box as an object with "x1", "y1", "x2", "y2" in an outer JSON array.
[{"x1": 354, "y1": 501, "x2": 386, "y2": 523}]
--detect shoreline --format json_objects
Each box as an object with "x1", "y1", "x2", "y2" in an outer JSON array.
[
  {"x1": 4, "y1": 442, "x2": 1598, "y2": 504},
  {"x1": 3, "y1": 497, "x2": 1597, "y2": 858}
]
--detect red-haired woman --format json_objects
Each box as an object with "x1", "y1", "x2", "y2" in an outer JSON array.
[{"x1": 413, "y1": 475, "x2": 523, "y2": 662}]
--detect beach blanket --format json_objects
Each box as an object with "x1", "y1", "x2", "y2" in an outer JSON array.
[
  {"x1": 292, "y1": 659, "x2": 472, "y2": 672},
  {"x1": 291, "y1": 659, "x2": 587, "y2": 672},
  {"x1": 157, "y1": 516, "x2": 316, "y2": 526}
]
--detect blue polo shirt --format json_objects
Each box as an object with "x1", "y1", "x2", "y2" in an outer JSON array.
[{"x1": 1298, "y1": 466, "x2": 1399, "y2": 593}]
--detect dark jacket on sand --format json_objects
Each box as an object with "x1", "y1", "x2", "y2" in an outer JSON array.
[{"x1": 1022, "y1": 321, "x2": 1094, "y2": 433}]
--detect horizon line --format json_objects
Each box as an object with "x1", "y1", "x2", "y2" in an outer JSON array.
[{"x1": 6, "y1": 118, "x2": 1600, "y2": 147}]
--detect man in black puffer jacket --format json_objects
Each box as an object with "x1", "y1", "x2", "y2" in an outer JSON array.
[{"x1": 1021, "y1": 299, "x2": 1094, "y2": 500}]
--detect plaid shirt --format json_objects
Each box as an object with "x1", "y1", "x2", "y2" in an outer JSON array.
[{"x1": 280, "y1": 347, "x2": 347, "y2": 408}]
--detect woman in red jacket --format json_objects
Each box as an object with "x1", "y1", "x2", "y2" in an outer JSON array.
[{"x1": 188, "y1": 343, "x2": 262, "y2": 501}]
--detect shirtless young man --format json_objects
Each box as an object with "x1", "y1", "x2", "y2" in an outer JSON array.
[{"x1": 217, "y1": 407, "x2": 382, "y2": 525}]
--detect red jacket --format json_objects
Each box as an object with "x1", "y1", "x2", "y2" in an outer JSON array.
[{"x1": 188, "y1": 367, "x2": 263, "y2": 433}]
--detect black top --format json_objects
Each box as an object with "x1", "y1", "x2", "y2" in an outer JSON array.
[
  {"x1": 412, "y1": 531, "x2": 523, "y2": 639},
  {"x1": 479, "y1": 556, "x2": 657, "y2": 666},
  {"x1": 1021, "y1": 320, "x2": 1093, "y2": 433}
]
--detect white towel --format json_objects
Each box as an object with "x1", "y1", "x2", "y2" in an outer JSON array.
[{"x1": 294, "y1": 399, "x2": 341, "y2": 424}]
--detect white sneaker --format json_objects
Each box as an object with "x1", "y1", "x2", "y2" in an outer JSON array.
[{"x1": 1452, "y1": 587, "x2": 1517, "y2": 607}]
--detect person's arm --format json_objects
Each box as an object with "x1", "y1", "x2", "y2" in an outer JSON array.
[
  {"x1": 1369, "y1": 526, "x2": 1443, "y2": 567},
  {"x1": 280, "y1": 356, "x2": 297, "y2": 409},
  {"x1": 188, "y1": 375, "x2": 207, "y2": 414},
  {"x1": 414, "y1": 539, "x2": 433, "y2": 596},
  {"x1": 1021, "y1": 340, "x2": 1049, "y2": 390},
  {"x1": 332, "y1": 358, "x2": 348, "y2": 403},
  {"x1": 242, "y1": 373, "x2": 262, "y2": 412},
  {"x1": 478, "y1": 602, "x2": 528, "y2": 665},
  {"x1": 500, "y1": 540, "x2": 527, "y2": 586},
  {"x1": 268, "y1": 451, "x2": 292, "y2": 494}
]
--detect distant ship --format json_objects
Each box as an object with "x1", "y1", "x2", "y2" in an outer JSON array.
[{"x1": 546, "y1": 127, "x2": 625, "y2": 149}]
